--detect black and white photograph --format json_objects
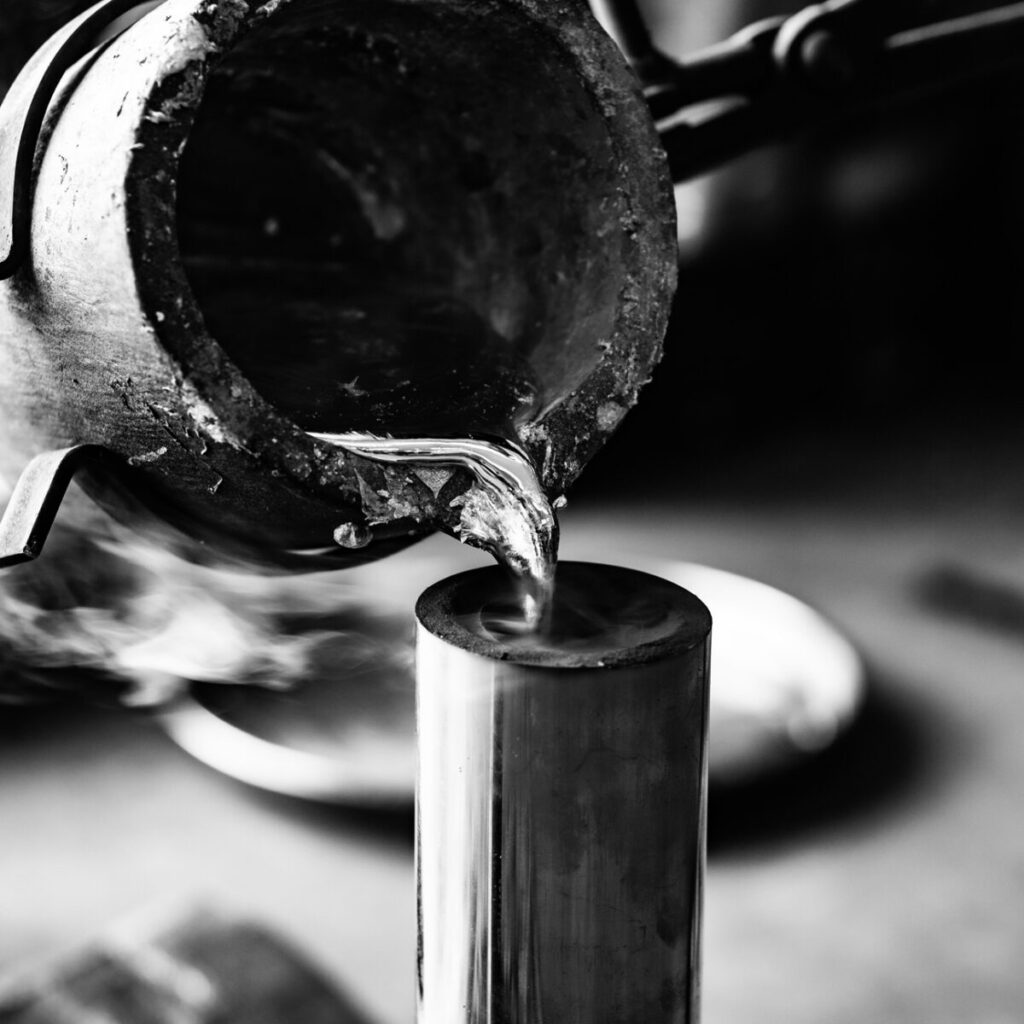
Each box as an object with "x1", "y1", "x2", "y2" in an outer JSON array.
[{"x1": 1, "y1": 1, "x2": 1022, "y2": 1021}]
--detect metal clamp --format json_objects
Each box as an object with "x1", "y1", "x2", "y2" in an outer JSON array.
[{"x1": 0, "y1": 0, "x2": 165, "y2": 280}]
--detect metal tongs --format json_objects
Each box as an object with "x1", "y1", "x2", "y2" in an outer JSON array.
[{"x1": 594, "y1": 0, "x2": 1024, "y2": 179}]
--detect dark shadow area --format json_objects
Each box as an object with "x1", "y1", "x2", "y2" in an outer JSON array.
[
  {"x1": 238, "y1": 784, "x2": 414, "y2": 850},
  {"x1": 575, "y1": 69, "x2": 1024, "y2": 503},
  {"x1": 0, "y1": 693, "x2": 127, "y2": 738},
  {"x1": 708, "y1": 677, "x2": 938, "y2": 855}
]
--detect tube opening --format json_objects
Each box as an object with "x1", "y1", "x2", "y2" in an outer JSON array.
[{"x1": 417, "y1": 561, "x2": 712, "y2": 669}]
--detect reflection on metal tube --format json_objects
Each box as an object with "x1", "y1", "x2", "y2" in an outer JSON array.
[{"x1": 415, "y1": 562, "x2": 712, "y2": 1024}]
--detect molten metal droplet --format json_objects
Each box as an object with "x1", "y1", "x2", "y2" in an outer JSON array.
[
  {"x1": 312, "y1": 431, "x2": 559, "y2": 627},
  {"x1": 332, "y1": 522, "x2": 372, "y2": 549}
]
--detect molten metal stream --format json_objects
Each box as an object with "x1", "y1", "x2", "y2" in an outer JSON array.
[{"x1": 309, "y1": 432, "x2": 559, "y2": 628}]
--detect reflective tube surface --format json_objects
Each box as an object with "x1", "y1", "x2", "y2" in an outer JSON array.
[{"x1": 415, "y1": 562, "x2": 712, "y2": 1024}]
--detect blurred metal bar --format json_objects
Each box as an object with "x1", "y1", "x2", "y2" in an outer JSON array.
[{"x1": 648, "y1": 0, "x2": 1024, "y2": 181}]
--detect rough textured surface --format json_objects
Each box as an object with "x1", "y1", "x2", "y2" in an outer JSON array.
[{"x1": 0, "y1": 0, "x2": 676, "y2": 564}]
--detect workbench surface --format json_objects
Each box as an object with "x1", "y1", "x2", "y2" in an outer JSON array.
[{"x1": 2, "y1": 431, "x2": 1023, "y2": 1024}]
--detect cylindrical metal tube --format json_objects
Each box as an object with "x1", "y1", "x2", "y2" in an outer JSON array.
[{"x1": 415, "y1": 562, "x2": 712, "y2": 1024}]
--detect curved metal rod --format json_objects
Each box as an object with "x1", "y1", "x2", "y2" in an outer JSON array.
[
  {"x1": 0, "y1": 0, "x2": 165, "y2": 279},
  {"x1": 0, "y1": 445, "x2": 118, "y2": 568}
]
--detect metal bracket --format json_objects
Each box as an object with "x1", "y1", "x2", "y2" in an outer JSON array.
[
  {"x1": 0, "y1": 0, "x2": 165, "y2": 280},
  {"x1": 0, "y1": 445, "x2": 116, "y2": 568}
]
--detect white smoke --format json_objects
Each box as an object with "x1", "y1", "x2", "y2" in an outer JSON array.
[{"x1": 0, "y1": 480, "x2": 394, "y2": 708}]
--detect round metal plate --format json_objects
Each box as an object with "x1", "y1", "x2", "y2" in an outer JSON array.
[{"x1": 160, "y1": 561, "x2": 864, "y2": 801}]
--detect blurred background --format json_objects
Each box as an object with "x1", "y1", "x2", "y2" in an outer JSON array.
[
  {"x1": 584, "y1": 0, "x2": 1024, "y2": 502},
  {"x1": 3, "y1": 1, "x2": 1024, "y2": 1022}
]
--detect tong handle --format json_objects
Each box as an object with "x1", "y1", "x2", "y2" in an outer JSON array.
[
  {"x1": 0, "y1": 445, "x2": 115, "y2": 568},
  {"x1": 593, "y1": 0, "x2": 1024, "y2": 182}
]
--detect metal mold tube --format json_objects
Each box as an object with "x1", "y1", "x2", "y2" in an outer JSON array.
[{"x1": 415, "y1": 562, "x2": 712, "y2": 1024}]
